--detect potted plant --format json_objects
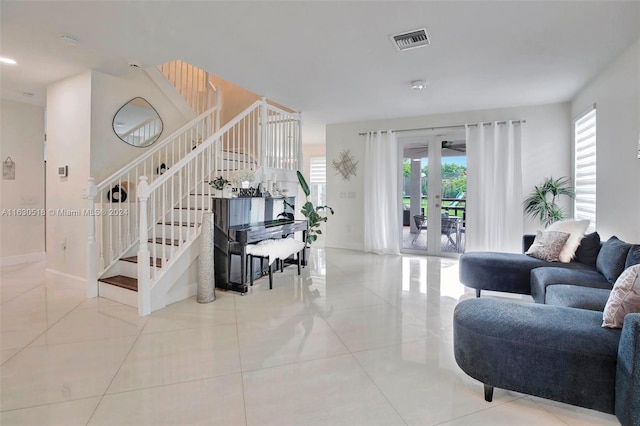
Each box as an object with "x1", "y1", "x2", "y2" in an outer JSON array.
[
  {"x1": 295, "y1": 170, "x2": 334, "y2": 245},
  {"x1": 209, "y1": 176, "x2": 231, "y2": 198},
  {"x1": 523, "y1": 176, "x2": 575, "y2": 226}
]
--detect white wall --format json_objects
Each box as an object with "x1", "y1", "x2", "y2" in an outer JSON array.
[
  {"x1": 0, "y1": 99, "x2": 45, "y2": 261},
  {"x1": 325, "y1": 102, "x2": 571, "y2": 251},
  {"x1": 90, "y1": 69, "x2": 187, "y2": 183},
  {"x1": 46, "y1": 72, "x2": 92, "y2": 279},
  {"x1": 571, "y1": 39, "x2": 640, "y2": 242}
]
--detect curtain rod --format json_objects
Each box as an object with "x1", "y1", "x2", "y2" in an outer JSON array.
[{"x1": 357, "y1": 120, "x2": 526, "y2": 136}]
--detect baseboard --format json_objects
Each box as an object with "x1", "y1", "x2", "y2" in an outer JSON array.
[
  {"x1": 0, "y1": 252, "x2": 46, "y2": 267},
  {"x1": 45, "y1": 268, "x2": 86, "y2": 290}
]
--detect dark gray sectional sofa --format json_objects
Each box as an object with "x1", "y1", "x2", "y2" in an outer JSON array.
[{"x1": 454, "y1": 233, "x2": 640, "y2": 425}]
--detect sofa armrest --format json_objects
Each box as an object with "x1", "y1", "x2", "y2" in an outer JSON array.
[
  {"x1": 523, "y1": 234, "x2": 536, "y2": 253},
  {"x1": 616, "y1": 313, "x2": 640, "y2": 426}
]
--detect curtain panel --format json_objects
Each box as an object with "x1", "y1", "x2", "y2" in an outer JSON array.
[
  {"x1": 364, "y1": 131, "x2": 401, "y2": 255},
  {"x1": 466, "y1": 121, "x2": 524, "y2": 253}
]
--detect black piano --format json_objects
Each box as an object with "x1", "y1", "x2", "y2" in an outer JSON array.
[{"x1": 211, "y1": 197, "x2": 307, "y2": 293}]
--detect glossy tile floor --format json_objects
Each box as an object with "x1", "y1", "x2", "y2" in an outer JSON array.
[{"x1": 1, "y1": 249, "x2": 619, "y2": 425}]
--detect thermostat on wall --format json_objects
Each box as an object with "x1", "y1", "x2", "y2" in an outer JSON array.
[{"x1": 58, "y1": 166, "x2": 68, "y2": 177}]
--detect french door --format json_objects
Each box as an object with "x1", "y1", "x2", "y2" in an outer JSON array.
[{"x1": 399, "y1": 131, "x2": 467, "y2": 256}]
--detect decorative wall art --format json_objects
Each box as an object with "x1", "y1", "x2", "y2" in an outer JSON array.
[
  {"x1": 3, "y1": 157, "x2": 15, "y2": 180},
  {"x1": 332, "y1": 150, "x2": 358, "y2": 180}
]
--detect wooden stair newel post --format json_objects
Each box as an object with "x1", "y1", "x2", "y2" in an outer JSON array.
[
  {"x1": 87, "y1": 178, "x2": 98, "y2": 298},
  {"x1": 137, "y1": 176, "x2": 152, "y2": 316}
]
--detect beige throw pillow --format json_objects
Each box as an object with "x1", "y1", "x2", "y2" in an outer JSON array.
[
  {"x1": 546, "y1": 219, "x2": 590, "y2": 263},
  {"x1": 526, "y1": 230, "x2": 570, "y2": 262},
  {"x1": 602, "y1": 264, "x2": 640, "y2": 329}
]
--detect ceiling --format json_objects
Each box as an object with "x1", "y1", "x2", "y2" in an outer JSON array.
[{"x1": 2, "y1": 1, "x2": 639, "y2": 145}]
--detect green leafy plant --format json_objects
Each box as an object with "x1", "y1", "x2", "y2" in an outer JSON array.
[
  {"x1": 297, "y1": 171, "x2": 334, "y2": 244},
  {"x1": 280, "y1": 171, "x2": 334, "y2": 245},
  {"x1": 523, "y1": 176, "x2": 575, "y2": 227},
  {"x1": 210, "y1": 176, "x2": 231, "y2": 190}
]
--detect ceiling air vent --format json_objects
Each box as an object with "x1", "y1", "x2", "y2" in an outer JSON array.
[{"x1": 390, "y1": 28, "x2": 430, "y2": 51}]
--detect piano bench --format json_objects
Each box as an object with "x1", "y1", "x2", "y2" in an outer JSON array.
[{"x1": 246, "y1": 239, "x2": 306, "y2": 289}]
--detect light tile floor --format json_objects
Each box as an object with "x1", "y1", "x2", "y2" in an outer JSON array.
[{"x1": 0, "y1": 249, "x2": 620, "y2": 425}]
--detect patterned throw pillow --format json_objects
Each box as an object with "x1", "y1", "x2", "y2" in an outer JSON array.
[
  {"x1": 525, "y1": 230, "x2": 570, "y2": 262},
  {"x1": 546, "y1": 219, "x2": 590, "y2": 263},
  {"x1": 602, "y1": 264, "x2": 640, "y2": 329}
]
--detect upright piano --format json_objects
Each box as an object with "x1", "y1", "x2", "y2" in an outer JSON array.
[{"x1": 211, "y1": 197, "x2": 307, "y2": 293}]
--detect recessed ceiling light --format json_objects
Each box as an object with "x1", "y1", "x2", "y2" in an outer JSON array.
[
  {"x1": 0, "y1": 57, "x2": 17, "y2": 65},
  {"x1": 411, "y1": 80, "x2": 427, "y2": 90},
  {"x1": 60, "y1": 34, "x2": 79, "y2": 46}
]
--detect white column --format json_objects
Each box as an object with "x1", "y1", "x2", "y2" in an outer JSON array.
[{"x1": 86, "y1": 178, "x2": 98, "y2": 298}]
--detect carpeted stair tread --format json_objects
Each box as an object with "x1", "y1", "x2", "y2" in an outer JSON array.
[{"x1": 99, "y1": 275, "x2": 137, "y2": 291}]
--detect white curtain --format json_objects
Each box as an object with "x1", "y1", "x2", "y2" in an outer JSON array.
[
  {"x1": 364, "y1": 131, "x2": 401, "y2": 255},
  {"x1": 466, "y1": 121, "x2": 524, "y2": 253}
]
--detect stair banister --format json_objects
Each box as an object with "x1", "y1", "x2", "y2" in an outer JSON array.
[
  {"x1": 96, "y1": 104, "x2": 220, "y2": 192},
  {"x1": 137, "y1": 176, "x2": 151, "y2": 316}
]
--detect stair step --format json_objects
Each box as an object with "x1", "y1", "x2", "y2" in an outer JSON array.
[
  {"x1": 148, "y1": 237, "x2": 181, "y2": 246},
  {"x1": 121, "y1": 256, "x2": 163, "y2": 268},
  {"x1": 99, "y1": 275, "x2": 138, "y2": 292},
  {"x1": 157, "y1": 221, "x2": 197, "y2": 227}
]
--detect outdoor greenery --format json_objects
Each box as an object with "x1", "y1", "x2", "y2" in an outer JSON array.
[
  {"x1": 403, "y1": 160, "x2": 467, "y2": 199},
  {"x1": 523, "y1": 176, "x2": 575, "y2": 226}
]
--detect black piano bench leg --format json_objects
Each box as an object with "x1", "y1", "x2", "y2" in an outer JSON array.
[
  {"x1": 268, "y1": 263, "x2": 273, "y2": 290},
  {"x1": 249, "y1": 255, "x2": 254, "y2": 286},
  {"x1": 476, "y1": 289, "x2": 481, "y2": 298},
  {"x1": 297, "y1": 250, "x2": 301, "y2": 275}
]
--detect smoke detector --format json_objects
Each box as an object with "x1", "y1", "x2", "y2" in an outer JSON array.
[
  {"x1": 411, "y1": 80, "x2": 427, "y2": 91},
  {"x1": 390, "y1": 28, "x2": 430, "y2": 51}
]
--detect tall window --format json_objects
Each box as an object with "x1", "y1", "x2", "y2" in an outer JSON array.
[
  {"x1": 309, "y1": 157, "x2": 327, "y2": 207},
  {"x1": 574, "y1": 107, "x2": 596, "y2": 232}
]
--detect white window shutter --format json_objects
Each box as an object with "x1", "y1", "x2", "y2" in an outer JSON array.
[{"x1": 574, "y1": 108, "x2": 596, "y2": 232}]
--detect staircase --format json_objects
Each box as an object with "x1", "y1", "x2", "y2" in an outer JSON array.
[{"x1": 86, "y1": 63, "x2": 301, "y2": 315}]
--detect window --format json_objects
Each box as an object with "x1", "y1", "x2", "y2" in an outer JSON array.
[
  {"x1": 574, "y1": 107, "x2": 596, "y2": 232},
  {"x1": 309, "y1": 157, "x2": 326, "y2": 207}
]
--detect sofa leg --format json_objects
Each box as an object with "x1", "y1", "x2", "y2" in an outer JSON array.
[
  {"x1": 484, "y1": 384, "x2": 494, "y2": 402},
  {"x1": 476, "y1": 289, "x2": 481, "y2": 298}
]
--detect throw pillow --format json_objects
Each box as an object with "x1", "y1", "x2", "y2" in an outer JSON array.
[
  {"x1": 574, "y1": 232, "x2": 601, "y2": 266},
  {"x1": 625, "y1": 244, "x2": 640, "y2": 269},
  {"x1": 526, "y1": 230, "x2": 570, "y2": 262},
  {"x1": 602, "y1": 264, "x2": 640, "y2": 329},
  {"x1": 596, "y1": 236, "x2": 632, "y2": 284},
  {"x1": 546, "y1": 219, "x2": 590, "y2": 263}
]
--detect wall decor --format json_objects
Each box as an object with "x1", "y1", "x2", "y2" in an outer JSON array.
[
  {"x1": 3, "y1": 157, "x2": 15, "y2": 180},
  {"x1": 332, "y1": 149, "x2": 358, "y2": 180},
  {"x1": 107, "y1": 182, "x2": 129, "y2": 203},
  {"x1": 113, "y1": 97, "x2": 163, "y2": 148}
]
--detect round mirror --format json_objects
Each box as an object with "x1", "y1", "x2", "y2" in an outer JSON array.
[{"x1": 112, "y1": 97, "x2": 163, "y2": 147}]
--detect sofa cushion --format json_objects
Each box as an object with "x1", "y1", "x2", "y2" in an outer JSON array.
[
  {"x1": 545, "y1": 285, "x2": 610, "y2": 312},
  {"x1": 625, "y1": 244, "x2": 640, "y2": 269},
  {"x1": 603, "y1": 264, "x2": 640, "y2": 329},
  {"x1": 525, "y1": 230, "x2": 570, "y2": 262},
  {"x1": 574, "y1": 232, "x2": 601, "y2": 266},
  {"x1": 546, "y1": 219, "x2": 590, "y2": 263},
  {"x1": 596, "y1": 236, "x2": 632, "y2": 284},
  {"x1": 530, "y1": 267, "x2": 609, "y2": 304},
  {"x1": 453, "y1": 299, "x2": 621, "y2": 414}
]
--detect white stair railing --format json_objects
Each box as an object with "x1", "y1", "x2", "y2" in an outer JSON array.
[
  {"x1": 87, "y1": 99, "x2": 301, "y2": 313},
  {"x1": 87, "y1": 104, "x2": 220, "y2": 285},
  {"x1": 158, "y1": 60, "x2": 219, "y2": 116}
]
